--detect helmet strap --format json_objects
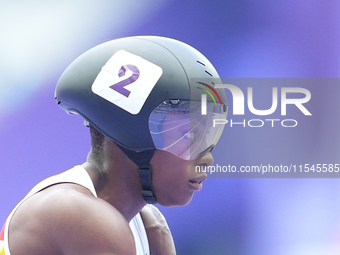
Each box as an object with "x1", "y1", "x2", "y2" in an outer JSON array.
[{"x1": 116, "y1": 144, "x2": 157, "y2": 204}]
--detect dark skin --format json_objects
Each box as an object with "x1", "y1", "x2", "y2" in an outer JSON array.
[{"x1": 8, "y1": 136, "x2": 213, "y2": 255}]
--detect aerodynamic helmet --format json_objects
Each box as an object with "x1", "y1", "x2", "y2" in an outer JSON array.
[{"x1": 55, "y1": 36, "x2": 227, "y2": 203}]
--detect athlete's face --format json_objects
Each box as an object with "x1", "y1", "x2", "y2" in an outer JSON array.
[
  {"x1": 149, "y1": 100, "x2": 226, "y2": 161},
  {"x1": 150, "y1": 149, "x2": 213, "y2": 207}
]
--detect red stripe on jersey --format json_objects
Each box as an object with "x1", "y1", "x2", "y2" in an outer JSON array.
[{"x1": 0, "y1": 222, "x2": 5, "y2": 241}]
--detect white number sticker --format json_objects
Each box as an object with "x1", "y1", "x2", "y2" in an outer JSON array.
[{"x1": 92, "y1": 50, "x2": 163, "y2": 114}]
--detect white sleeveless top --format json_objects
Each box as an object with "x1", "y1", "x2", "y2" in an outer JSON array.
[{"x1": 0, "y1": 165, "x2": 149, "y2": 255}]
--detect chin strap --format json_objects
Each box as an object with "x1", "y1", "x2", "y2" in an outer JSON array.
[
  {"x1": 138, "y1": 164, "x2": 157, "y2": 204},
  {"x1": 116, "y1": 144, "x2": 157, "y2": 204}
]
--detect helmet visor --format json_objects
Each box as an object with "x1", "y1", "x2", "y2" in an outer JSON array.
[{"x1": 149, "y1": 100, "x2": 227, "y2": 160}]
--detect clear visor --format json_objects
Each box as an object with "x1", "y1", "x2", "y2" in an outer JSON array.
[{"x1": 149, "y1": 100, "x2": 227, "y2": 160}]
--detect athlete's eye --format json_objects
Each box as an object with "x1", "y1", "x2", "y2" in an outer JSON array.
[{"x1": 184, "y1": 129, "x2": 199, "y2": 141}]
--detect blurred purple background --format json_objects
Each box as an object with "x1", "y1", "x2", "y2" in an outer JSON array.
[{"x1": 1, "y1": 1, "x2": 340, "y2": 254}]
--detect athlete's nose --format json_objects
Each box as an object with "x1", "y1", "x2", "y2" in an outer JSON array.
[{"x1": 196, "y1": 148, "x2": 214, "y2": 167}]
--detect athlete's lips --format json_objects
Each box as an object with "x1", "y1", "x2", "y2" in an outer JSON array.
[{"x1": 188, "y1": 175, "x2": 207, "y2": 191}]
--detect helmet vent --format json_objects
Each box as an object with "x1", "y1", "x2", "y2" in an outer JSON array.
[
  {"x1": 205, "y1": 70, "x2": 213, "y2": 77},
  {"x1": 197, "y1": 60, "x2": 205, "y2": 66},
  {"x1": 197, "y1": 61, "x2": 213, "y2": 77}
]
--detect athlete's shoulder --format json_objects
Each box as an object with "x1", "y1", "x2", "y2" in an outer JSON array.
[
  {"x1": 9, "y1": 183, "x2": 135, "y2": 255},
  {"x1": 141, "y1": 204, "x2": 176, "y2": 255}
]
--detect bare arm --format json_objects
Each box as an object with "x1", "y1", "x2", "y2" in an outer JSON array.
[
  {"x1": 140, "y1": 204, "x2": 176, "y2": 255},
  {"x1": 9, "y1": 183, "x2": 136, "y2": 255}
]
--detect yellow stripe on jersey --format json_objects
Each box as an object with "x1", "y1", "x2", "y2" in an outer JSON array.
[{"x1": 0, "y1": 245, "x2": 5, "y2": 255}]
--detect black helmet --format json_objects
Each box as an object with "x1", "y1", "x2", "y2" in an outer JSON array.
[{"x1": 55, "y1": 36, "x2": 227, "y2": 203}]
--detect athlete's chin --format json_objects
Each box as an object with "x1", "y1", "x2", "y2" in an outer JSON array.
[{"x1": 158, "y1": 193, "x2": 194, "y2": 207}]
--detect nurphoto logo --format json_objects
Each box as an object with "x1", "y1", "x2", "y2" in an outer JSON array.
[
  {"x1": 197, "y1": 79, "x2": 312, "y2": 128},
  {"x1": 196, "y1": 82, "x2": 223, "y2": 115}
]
